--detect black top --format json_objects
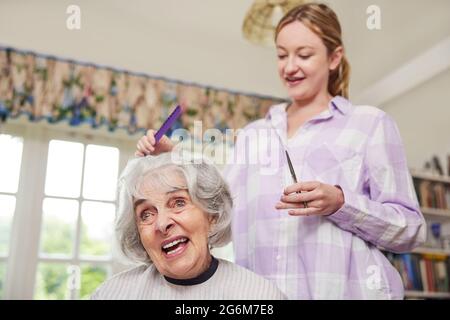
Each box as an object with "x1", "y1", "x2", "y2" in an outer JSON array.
[{"x1": 164, "y1": 256, "x2": 219, "y2": 286}]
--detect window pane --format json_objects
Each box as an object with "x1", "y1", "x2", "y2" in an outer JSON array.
[
  {"x1": 0, "y1": 195, "x2": 16, "y2": 256},
  {"x1": 82, "y1": 144, "x2": 119, "y2": 201},
  {"x1": 79, "y1": 264, "x2": 108, "y2": 300},
  {"x1": 34, "y1": 263, "x2": 70, "y2": 300},
  {"x1": 0, "y1": 134, "x2": 23, "y2": 193},
  {"x1": 80, "y1": 201, "x2": 115, "y2": 257},
  {"x1": 45, "y1": 140, "x2": 84, "y2": 198},
  {"x1": 0, "y1": 262, "x2": 5, "y2": 299},
  {"x1": 39, "y1": 198, "x2": 78, "y2": 256}
]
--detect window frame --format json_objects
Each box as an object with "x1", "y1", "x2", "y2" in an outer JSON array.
[{"x1": 1, "y1": 119, "x2": 137, "y2": 299}]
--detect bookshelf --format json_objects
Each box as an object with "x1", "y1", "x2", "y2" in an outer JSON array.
[
  {"x1": 392, "y1": 170, "x2": 450, "y2": 300},
  {"x1": 412, "y1": 247, "x2": 450, "y2": 256},
  {"x1": 410, "y1": 170, "x2": 450, "y2": 184},
  {"x1": 421, "y1": 207, "x2": 450, "y2": 222},
  {"x1": 405, "y1": 290, "x2": 450, "y2": 299},
  {"x1": 412, "y1": 170, "x2": 450, "y2": 257}
]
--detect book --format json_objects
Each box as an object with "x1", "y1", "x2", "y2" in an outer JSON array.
[
  {"x1": 419, "y1": 259, "x2": 428, "y2": 292},
  {"x1": 419, "y1": 180, "x2": 432, "y2": 207},
  {"x1": 413, "y1": 255, "x2": 423, "y2": 290},
  {"x1": 425, "y1": 259, "x2": 435, "y2": 292},
  {"x1": 435, "y1": 261, "x2": 448, "y2": 292},
  {"x1": 401, "y1": 254, "x2": 415, "y2": 290},
  {"x1": 389, "y1": 253, "x2": 450, "y2": 295}
]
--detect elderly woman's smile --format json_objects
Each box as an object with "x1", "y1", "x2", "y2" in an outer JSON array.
[
  {"x1": 133, "y1": 168, "x2": 214, "y2": 280},
  {"x1": 161, "y1": 236, "x2": 189, "y2": 256}
]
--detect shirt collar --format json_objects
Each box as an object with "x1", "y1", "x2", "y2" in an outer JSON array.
[
  {"x1": 330, "y1": 95, "x2": 351, "y2": 115},
  {"x1": 163, "y1": 256, "x2": 219, "y2": 286},
  {"x1": 264, "y1": 96, "x2": 351, "y2": 147},
  {"x1": 265, "y1": 95, "x2": 351, "y2": 123}
]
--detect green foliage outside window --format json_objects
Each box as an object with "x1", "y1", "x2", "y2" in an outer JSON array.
[
  {"x1": 0, "y1": 215, "x2": 11, "y2": 255},
  {"x1": 0, "y1": 263, "x2": 5, "y2": 299},
  {"x1": 35, "y1": 218, "x2": 109, "y2": 299},
  {"x1": 80, "y1": 265, "x2": 107, "y2": 299}
]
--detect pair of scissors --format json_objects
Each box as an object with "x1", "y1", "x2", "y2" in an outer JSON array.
[{"x1": 285, "y1": 150, "x2": 308, "y2": 208}]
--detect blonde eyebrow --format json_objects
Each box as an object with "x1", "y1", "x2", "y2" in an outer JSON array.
[{"x1": 276, "y1": 45, "x2": 314, "y2": 51}]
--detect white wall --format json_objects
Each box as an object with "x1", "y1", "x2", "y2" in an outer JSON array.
[{"x1": 383, "y1": 68, "x2": 450, "y2": 171}]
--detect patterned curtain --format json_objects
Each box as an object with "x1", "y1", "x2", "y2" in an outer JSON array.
[{"x1": 0, "y1": 47, "x2": 284, "y2": 136}]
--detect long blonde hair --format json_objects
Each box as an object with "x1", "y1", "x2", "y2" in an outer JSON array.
[{"x1": 275, "y1": 3, "x2": 350, "y2": 98}]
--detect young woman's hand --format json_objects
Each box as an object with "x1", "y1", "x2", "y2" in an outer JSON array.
[
  {"x1": 275, "y1": 181, "x2": 345, "y2": 216},
  {"x1": 135, "y1": 129, "x2": 174, "y2": 157}
]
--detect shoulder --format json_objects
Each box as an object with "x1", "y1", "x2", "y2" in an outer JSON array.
[
  {"x1": 350, "y1": 104, "x2": 400, "y2": 137},
  {"x1": 336, "y1": 97, "x2": 399, "y2": 134},
  {"x1": 242, "y1": 102, "x2": 288, "y2": 131},
  {"x1": 347, "y1": 101, "x2": 395, "y2": 123},
  {"x1": 232, "y1": 102, "x2": 286, "y2": 146},
  {"x1": 216, "y1": 259, "x2": 287, "y2": 300},
  {"x1": 239, "y1": 118, "x2": 268, "y2": 132},
  {"x1": 107, "y1": 264, "x2": 151, "y2": 282},
  {"x1": 90, "y1": 264, "x2": 157, "y2": 300}
]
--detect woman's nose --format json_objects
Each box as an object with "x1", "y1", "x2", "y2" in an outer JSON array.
[
  {"x1": 285, "y1": 57, "x2": 298, "y2": 74},
  {"x1": 155, "y1": 211, "x2": 174, "y2": 234}
]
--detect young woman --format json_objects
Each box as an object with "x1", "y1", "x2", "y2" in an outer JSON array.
[{"x1": 135, "y1": 3, "x2": 425, "y2": 299}]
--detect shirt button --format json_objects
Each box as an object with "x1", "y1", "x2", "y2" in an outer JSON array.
[{"x1": 276, "y1": 255, "x2": 281, "y2": 260}]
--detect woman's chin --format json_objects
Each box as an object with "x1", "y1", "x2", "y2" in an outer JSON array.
[
  {"x1": 288, "y1": 93, "x2": 308, "y2": 102},
  {"x1": 161, "y1": 252, "x2": 198, "y2": 278},
  {"x1": 163, "y1": 262, "x2": 196, "y2": 279},
  {"x1": 285, "y1": 87, "x2": 307, "y2": 99},
  {"x1": 287, "y1": 89, "x2": 318, "y2": 103}
]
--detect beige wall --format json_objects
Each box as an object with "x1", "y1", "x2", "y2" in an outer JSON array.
[{"x1": 383, "y1": 69, "x2": 450, "y2": 171}]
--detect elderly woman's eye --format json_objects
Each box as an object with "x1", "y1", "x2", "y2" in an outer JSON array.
[
  {"x1": 140, "y1": 210, "x2": 155, "y2": 221},
  {"x1": 169, "y1": 198, "x2": 187, "y2": 210},
  {"x1": 174, "y1": 199, "x2": 186, "y2": 207}
]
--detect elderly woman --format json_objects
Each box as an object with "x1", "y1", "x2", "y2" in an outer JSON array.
[{"x1": 91, "y1": 152, "x2": 285, "y2": 300}]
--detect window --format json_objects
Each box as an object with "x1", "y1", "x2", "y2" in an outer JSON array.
[
  {"x1": 0, "y1": 122, "x2": 135, "y2": 300},
  {"x1": 35, "y1": 140, "x2": 119, "y2": 300},
  {"x1": 0, "y1": 134, "x2": 24, "y2": 299}
]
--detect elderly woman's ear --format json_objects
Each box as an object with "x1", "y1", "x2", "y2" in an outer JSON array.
[{"x1": 208, "y1": 216, "x2": 218, "y2": 238}]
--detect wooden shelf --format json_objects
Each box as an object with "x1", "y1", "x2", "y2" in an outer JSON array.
[
  {"x1": 412, "y1": 247, "x2": 450, "y2": 256},
  {"x1": 411, "y1": 171, "x2": 450, "y2": 184},
  {"x1": 405, "y1": 290, "x2": 450, "y2": 299},
  {"x1": 421, "y1": 207, "x2": 450, "y2": 221}
]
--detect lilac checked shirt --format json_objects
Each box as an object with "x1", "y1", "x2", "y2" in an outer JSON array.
[{"x1": 223, "y1": 96, "x2": 426, "y2": 299}]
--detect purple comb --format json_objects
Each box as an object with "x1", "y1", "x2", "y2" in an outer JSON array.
[{"x1": 154, "y1": 105, "x2": 182, "y2": 143}]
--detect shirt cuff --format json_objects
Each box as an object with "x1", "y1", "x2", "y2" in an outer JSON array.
[{"x1": 326, "y1": 185, "x2": 366, "y2": 230}]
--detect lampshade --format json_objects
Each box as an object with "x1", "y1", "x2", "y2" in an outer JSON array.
[{"x1": 242, "y1": 0, "x2": 306, "y2": 46}]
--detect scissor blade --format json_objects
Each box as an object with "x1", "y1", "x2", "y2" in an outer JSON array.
[{"x1": 285, "y1": 150, "x2": 298, "y2": 183}]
